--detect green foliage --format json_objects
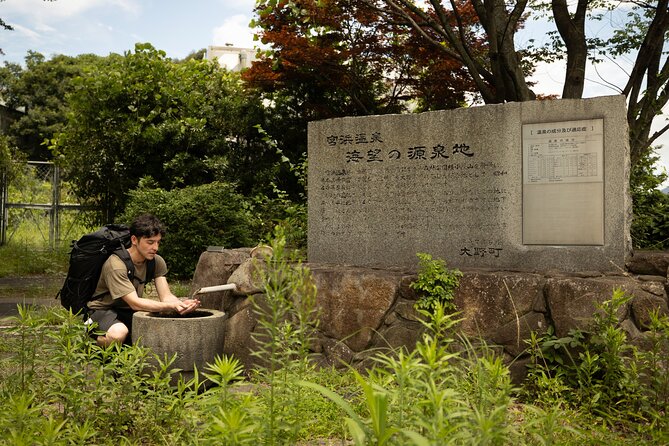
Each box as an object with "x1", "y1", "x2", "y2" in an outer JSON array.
[
  {"x1": 410, "y1": 252, "x2": 463, "y2": 313},
  {"x1": 0, "y1": 134, "x2": 12, "y2": 171},
  {"x1": 0, "y1": 134, "x2": 27, "y2": 182},
  {"x1": 630, "y1": 147, "x2": 669, "y2": 249},
  {"x1": 523, "y1": 288, "x2": 669, "y2": 430},
  {"x1": 305, "y1": 302, "x2": 525, "y2": 445},
  {"x1": 121, "y1": 181, "x2": 256, "y2": 279},
  {"x1": 0, "y1": 243, "x2": 68, "y2": 277},
  {"x1": 251, "y1": 190, "x2": 307, "y2": 251},
  {"x1": 0, "y1": 306, "x2": 198, "y2": 445},
  {"x1": 0, "y1": 52, "x2": 102, "y2": 160},
  {"x1": 249, "y1": 225, "x2": 320, "y2": 444},
  {"x1": 51, "y1": 43, "x2": 269, "y2": 222},
  {"x1": 1, "y1": 283, "x2": 668, "y2": 443},
  {"x1": 247, "y1": 127, "x2": 308, "y2": 250}
]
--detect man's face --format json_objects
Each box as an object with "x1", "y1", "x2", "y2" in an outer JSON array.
[{"x1": 133, "y1": 234, "x2": 161, "y2": 261}]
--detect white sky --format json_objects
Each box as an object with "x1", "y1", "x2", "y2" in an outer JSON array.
[{"x1": 0, "y1": 0, "x2": 667, "y2": 187}]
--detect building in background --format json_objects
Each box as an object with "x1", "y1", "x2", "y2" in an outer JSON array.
[{"x1": 206, "y1": 45, "x2": 256, "y2": 71}]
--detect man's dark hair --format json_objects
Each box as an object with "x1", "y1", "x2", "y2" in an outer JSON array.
[{"x1": 130, "y1": 214, "x2": 165, "y2": 239}]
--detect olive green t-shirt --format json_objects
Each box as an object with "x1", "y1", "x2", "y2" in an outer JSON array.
[{"x1": 87, "y1": 253, "x2": 167, "y2": 310}]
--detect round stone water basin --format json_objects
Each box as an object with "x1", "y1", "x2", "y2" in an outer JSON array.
[{"x1": 131, "y1": 309, "x2": 226, "y2": 383}]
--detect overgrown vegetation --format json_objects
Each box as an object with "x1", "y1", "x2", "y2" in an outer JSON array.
[
  {"x1": 410, "y1": 252, "x2": 463, "y2": 313},
  {"x1": 522, "y1": 288, "x2": 669, "y2": 440},
  {"x1": 630, "y1": 147, "x2": 669, "y2": 249},
  {"x1": 1, "y1": 243, "x2": 668, "y2": 444}
]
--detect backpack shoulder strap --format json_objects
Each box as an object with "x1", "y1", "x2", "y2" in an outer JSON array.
[
  {"x1": 145, "y1": 258, "x2": 156, "y2": 284},
  {"x1": 113, "y1": 246, "x2": 156, "y2": 285},
  {"x1": 114, "y1": 245, "x2": 136, "y2": 283}
]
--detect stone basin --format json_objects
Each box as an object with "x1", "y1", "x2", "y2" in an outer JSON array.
[{"x1": 131, "y1": 309, "x2": 226, "y2": 383}]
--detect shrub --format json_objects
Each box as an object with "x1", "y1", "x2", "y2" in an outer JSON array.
[
  {"x1": 248, "y1": 189, "x2": 307, "y2": 251},
  {"x1": 121, "y1": 181, "x2": 256, "y2": 278},
  {"x1": 630, "y1": 148, "x2": 669, "y2": 249},
  {"x1": 523, "y1": 288, "x2": 669, "y2": 429},
  {"x1": 410, "y1": 252, "x2": 462, "y2": 313}
]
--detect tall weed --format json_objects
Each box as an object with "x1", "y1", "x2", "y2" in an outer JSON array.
[
  {"x1": 306, "y1": 302, "x2": 522, "y2": 445},
  {"x1": 0, "y1": 306, "x2": 198, "y2": 444},
  {"x1": 249, "y1": 225, "x2": 320, "y2": 444},
  {"x1": 523, "y1": 288, "x2": 669, "y2": 433}
]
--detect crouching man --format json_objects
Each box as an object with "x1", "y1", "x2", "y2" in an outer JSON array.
[{"x1": 87, "y1": 213, "x2": 200, "y2": 347}]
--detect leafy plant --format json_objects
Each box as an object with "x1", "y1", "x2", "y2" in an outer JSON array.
[
  {"x1": 522, "y1": 287, "x2": 669, "y2": 429},
  {"x1": 300, "y1": 371, "x2": 430, "y2": 446},
  {"x1": 249, "y1": 225, "x2": 320, "y2": 444},
  {"x1": 636, "y1": 310, "x2": 669, "y2": 428},
  {"x1": 630, "y1": 147, "x2": 669, "y2": 249},
  {"x1": 410, "y1": 252, "x2": 463, "y2": 313},
  {"x1": 121, "y1": 181, "x2": 256, "y2": 278}
]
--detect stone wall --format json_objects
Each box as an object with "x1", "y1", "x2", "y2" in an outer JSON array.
[{"x1": 191, "y1": 249, "x2": 669, "y2": 383}]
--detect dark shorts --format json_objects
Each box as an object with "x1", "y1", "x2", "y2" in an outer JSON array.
[{"x1": 88, "y1": 307, "x2": 136, "y2": 342}]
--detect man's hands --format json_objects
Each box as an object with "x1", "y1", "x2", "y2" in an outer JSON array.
[{"x1": 175, "y1": 298, "x2": 200, "y2": 315}]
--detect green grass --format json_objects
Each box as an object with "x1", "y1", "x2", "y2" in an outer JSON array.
[
  {"x1": 0, "y1": 243, "x2": 69, "y2": 278},
  {"x1": 0, "y1": 230, "x2": 667, "y2": 444},
  {"x1": 1, "y1": 303, "x2": 666, "y2": 445},
  {"x1": 0, "y1": 241, "x2": 68, "y2": 304}
]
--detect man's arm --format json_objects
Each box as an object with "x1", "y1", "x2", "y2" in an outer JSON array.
[
  {"x1": 155, "y1": 276, "x2": 201, "y2": 314},
  {"x1": 120, "y1": 288, "x2": 183, "y2": 313}
]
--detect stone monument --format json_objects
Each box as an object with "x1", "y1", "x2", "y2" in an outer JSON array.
[{"x1": 307, "y1": 95, "x2": 631, "y2": 272}]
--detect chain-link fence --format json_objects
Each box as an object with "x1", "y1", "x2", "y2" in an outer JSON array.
[{"x1": 0, "y1": 161, "x2": 94, "y2": 248}]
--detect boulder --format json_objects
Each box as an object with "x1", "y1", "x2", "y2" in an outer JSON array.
[
  {"x1": 370, "y1": 318, "x2": 424, "y2": 352},
  {"x1": 453, "y1": 272, "x2": 546, "y2": 338},
  {"x1": 222, "y1": 297, "x2": 260, "y2": 370},
  {"x1": 627, "y1": 250, "x2": 669, "y2": 276},
  {"x1": 631, "y1": 293, "x2": 669, "y2": 330},
  {"x1": 190, "y1": 248, "x2": 251, "y2": 311},
  {"x1": 308, "y1": 265, "x2": 402, "y2": 352},
  {"x1": 546, "y1": 276, "x2": 633, "y2": 337},
  {"x1": 227, "y1": 257, "x2": 267, "y2": 296},
  {"x1": 490, "y1": 311, "x2": 548, "y2": 357}
]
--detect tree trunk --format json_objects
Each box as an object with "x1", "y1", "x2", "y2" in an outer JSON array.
[
  {"x1": 376, "y1": 0, "x2": 536, "y2": 103},
  {"x1": 552, "y1": 0, "x2": 588, "y2": 99},
  {"x1": 623, "y1": 0, "x2": 669, "y2": 165},
  {"x1": 471, "y1": 0, "x2": 536, "y2": 102}
]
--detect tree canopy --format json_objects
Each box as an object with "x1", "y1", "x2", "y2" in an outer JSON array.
[
  {"x1": 50, "y1": 43, "x2": 270, "y2": 222},
  {"x1": 245, "y1": 0, "x2": 477, "y2": 117},
  {"x1": 361, "y1": 0, "x2": 668, "y2": 165},
  {"x1": 0, "y1": 52, "x2": 104, "y2": 160}
]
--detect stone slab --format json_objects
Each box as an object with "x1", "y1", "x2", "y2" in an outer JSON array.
[{"x1": 307, "y1": 96, "x2": 631, "y2": 272}]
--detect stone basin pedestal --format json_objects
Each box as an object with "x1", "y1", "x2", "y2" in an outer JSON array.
[{"x1": 132, "y1": 309, "x2": 226, "y2": 383}]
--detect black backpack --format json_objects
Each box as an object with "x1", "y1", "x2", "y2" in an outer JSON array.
[{"x1": 57, "y1": 224, "x2": 155, "y2": 316}]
